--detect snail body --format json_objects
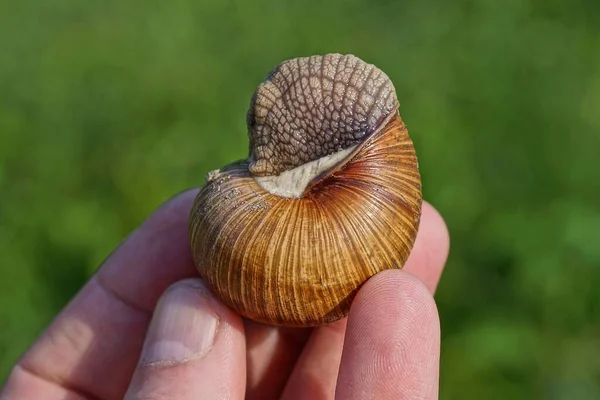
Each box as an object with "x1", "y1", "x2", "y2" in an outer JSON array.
[{"x1": 189, "y1": 54, "x2": 422, "y2": 327}]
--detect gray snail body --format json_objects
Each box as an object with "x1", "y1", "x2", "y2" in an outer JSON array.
[{"x1": 189, "y1": 54, "x2": 422, "y2": 327}]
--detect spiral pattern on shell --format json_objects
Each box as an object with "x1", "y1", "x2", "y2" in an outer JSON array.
[{"x1": 189, "y1": 54, "x2": 422, "y2": 327}]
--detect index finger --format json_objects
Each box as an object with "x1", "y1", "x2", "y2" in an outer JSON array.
[
  {"x1": 336, "y1": 270, "x2": 440, "y2": 400},
  {"x1": 2, "y1": 189, "x2": 201, "y2": 400}
]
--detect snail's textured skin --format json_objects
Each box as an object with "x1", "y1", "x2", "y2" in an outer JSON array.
[
  {"x1": 247, "y1": 54, "x2": 399, "y2": 176},
  {"x1": 189, "y1": 53, "x2": 422, "y2": 327}
]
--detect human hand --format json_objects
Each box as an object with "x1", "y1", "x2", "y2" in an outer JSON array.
[{"x1": 1, "y1": 189, "x2": 449, "y2": 399}]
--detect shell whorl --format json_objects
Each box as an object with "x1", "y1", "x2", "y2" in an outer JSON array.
[{"x1": 247, "y1": 54, "x2": 399, "y2": 177}]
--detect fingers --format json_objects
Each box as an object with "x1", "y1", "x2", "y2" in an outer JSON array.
[
  {"x1": 244, "y1": 321, "x2": 311, "y2": 399},
  {"x1": 1, "y1": 191, "x2": 447, "y2": 400},
  {"x1": 280, "y1": 201, "x2": 449, "y2": 400},
  {"x1": 124, "y1": 279, "x2": 246, "y2": 400},
  {"x1": 335, "y1": 270, "x2": 440, "y2": 400},
  {"x1": 279, "y1": 319, "x2": 347, "y2": 400},
  {"x1": 2, "y1": 189, "x2": 200, "y2": 399},
  {"x1": 403, "y1": 201, "x2": 450, "y2": 293}
]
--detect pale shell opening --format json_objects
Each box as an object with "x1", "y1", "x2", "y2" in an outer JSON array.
[{"x1": 253, "y1": 145, "x2": 357, "y2": 198}]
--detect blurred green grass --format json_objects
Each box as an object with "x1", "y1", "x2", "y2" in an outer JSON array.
[{"x1": 1, "y1": 0, "x2": 599, "y2": 397}]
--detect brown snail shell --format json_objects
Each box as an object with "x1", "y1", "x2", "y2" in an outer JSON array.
[{"x1": 189, "y1": 54, "x2": 422, "y2": 327}]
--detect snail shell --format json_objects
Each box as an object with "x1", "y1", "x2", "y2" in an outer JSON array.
[{"x1": 189, "y1": 54, "x2": 422, "y2": 327}]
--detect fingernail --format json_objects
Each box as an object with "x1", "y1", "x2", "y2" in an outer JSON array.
[{"x1": 141, "y1": 280, "x2": 219, "y2": 367}]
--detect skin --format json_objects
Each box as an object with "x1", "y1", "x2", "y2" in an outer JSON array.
[{"x1": 0, "y1": 189, "x2": 449, "y2": 400}]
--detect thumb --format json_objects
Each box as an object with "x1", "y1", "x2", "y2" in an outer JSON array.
[{"x1": 124, "y1": 278, "x2": 246, "y2": 399}]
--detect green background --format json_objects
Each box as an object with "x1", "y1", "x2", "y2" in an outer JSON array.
[{"x1": 1, "y1": 0, "x2": 599, "y2": 398}]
